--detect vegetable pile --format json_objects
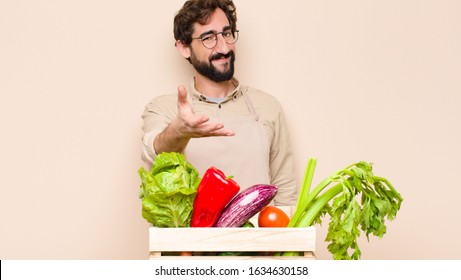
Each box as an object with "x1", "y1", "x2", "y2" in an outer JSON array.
[
  {"x1": 284, "y1": 158, "x2": 404, "y2": 259},
  {"x1": 139, "y1": 153, "x2": 277, "y2": 229},
  {"x1": 138, "y1": 152, "x2": 403, "y2": 260}
]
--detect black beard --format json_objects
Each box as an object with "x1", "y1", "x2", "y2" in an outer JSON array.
[{"x1": 190, "y1": 51, "x2": 235, "y2": 82}]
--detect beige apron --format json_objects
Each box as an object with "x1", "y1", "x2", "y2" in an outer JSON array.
[{"x1": 184, "y1": 89, "x2": 271, "y2": 191}]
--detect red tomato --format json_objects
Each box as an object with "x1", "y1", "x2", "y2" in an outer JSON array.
[{"x1": 258, "y1": 206, "x2": 290, "y2": 227}]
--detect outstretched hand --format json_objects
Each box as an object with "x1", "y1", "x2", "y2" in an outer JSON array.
[{"x1": 174, "y1": 85, "x2": 235, "y2": 138}]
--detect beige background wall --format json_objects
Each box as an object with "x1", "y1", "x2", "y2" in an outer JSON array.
[{"x1": 1, "y1": 0, "x2": 460, "y2": 259}]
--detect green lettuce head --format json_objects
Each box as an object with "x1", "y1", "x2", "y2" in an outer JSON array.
[{"x1": 138, "y1": 152, "x2": 200, "y2": 227}]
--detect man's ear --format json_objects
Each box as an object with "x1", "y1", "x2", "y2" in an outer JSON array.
[{"x1": 175, "y1": 40, "x2": 191, "y2": 59}]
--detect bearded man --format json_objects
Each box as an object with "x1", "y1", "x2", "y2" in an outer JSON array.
[{"x1": 141, "y1": 0, "x2": 297, "y2": 205}]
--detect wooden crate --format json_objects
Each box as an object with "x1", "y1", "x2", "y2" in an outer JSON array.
[{"x1": 148, "y1": 206, "x2": 316, "y2": 259}]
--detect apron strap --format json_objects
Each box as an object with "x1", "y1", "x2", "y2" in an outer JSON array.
[{"x1": 241, "y1": 86, "x2": 259, "y2": 121}]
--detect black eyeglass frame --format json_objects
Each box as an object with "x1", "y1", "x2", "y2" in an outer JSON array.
[{"x1": 191, "y1": 29, "x2": 239, "y2": 49}]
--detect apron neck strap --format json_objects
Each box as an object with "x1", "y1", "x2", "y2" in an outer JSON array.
[{"x1": 241, "y1": 86, "x2": 259, "y2": 121}]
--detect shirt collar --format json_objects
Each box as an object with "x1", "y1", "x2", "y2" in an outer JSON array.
[{"x1": 189, "y1": 77, "x2": 242, "y2": 104}]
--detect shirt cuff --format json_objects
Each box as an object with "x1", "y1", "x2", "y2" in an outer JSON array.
[{"x1": 141, "y1": 130, "x2": 161, "y2": 165}]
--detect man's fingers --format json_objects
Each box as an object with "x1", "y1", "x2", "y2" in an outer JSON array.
[
  {"x1": 176, "y1": 84, "x2": 197, "y2": 121},
  {"x1": 187, "y1": 115, "x2": 209, "y2": 127},
  {"x1": 177, "y1": 85, "x2": 188, "y2": 106},
  {"x1": 184, "y1": 118, "x2": 235, "y2": 137},
  {"x1": 207, "y1": 124, "x2": 235, "y2": 137},
  {"x1": 208, "y1": 129, "x2": 235, "y2": 137},
  {"x1": 174, "y1": 84, "x2": 235, "y2": 137}
]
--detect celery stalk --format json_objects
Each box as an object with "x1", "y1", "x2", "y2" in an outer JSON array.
[
  {"x1": 289, "y1": 158, "x2": 317, "y2": 227},
  {"x1": 296, "y1": 158, "x2": 317, "y2": 208},
  {"x1": 282, "y1": 159, "x2": 403, "y2": 259},
  {"x1": 292, "y1": 183, "x2": 343, "y2": 227}
]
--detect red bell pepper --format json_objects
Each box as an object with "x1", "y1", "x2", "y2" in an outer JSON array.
[{"x1": 190, "y1": 166, "x2": 240, "y2": 227}]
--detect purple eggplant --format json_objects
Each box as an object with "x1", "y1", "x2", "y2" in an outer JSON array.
[{"x1": 214, "y1": 184, "x2": 278, "y2": 227}]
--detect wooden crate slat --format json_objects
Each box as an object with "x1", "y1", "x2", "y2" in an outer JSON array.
[{"x1": 149, "y1": 226, "x2": 316, "y2": 252}]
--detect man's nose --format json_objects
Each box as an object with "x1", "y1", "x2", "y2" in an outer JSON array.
[{"x1": 214, "y1": 33, "x2": 232, "y2": 53}]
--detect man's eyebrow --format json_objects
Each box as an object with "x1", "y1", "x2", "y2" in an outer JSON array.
[
  {"x1": 199, "y1": 30, "x2": 216, "y2": 37},
  {"x1": 198, "y1": 26, "x2": 232, "y2": 37}
]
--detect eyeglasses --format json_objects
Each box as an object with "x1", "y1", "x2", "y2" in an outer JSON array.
[{"x1": 192, "y1": 30, "x2": 239, "y2": 49}]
